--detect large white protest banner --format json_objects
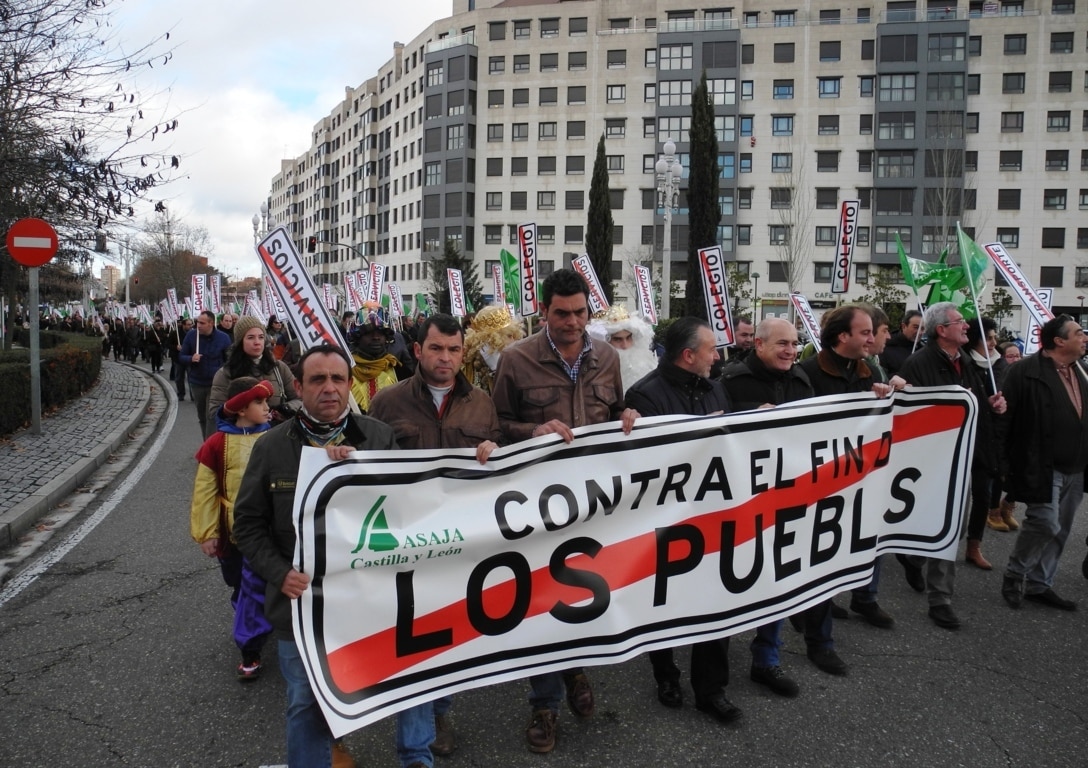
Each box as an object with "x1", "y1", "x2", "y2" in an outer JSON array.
[
  {"x1": 256, "y1": 227, "x2": 350, "y2": 353},
  {"x1": 290, "y1": 387, "x2": 976, "y2": 737}
]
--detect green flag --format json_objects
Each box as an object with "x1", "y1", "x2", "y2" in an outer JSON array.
[
  {"x1": 955, "y1": 223, "x2": 989, "y2": 298},
  {"x1": 897, "y1": 235, "x2": 961, "y2": 293},
  {"x1": 500, "y1": 249, "x2": 520, "y2": 311}
]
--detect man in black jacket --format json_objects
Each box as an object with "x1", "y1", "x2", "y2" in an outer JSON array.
[
  {"x1": 234, "y1": 344, "x2": 398, "y2": 768},
  {"x1": 1000, "y1": 314, "x2": 1088, "y2": 611},
  {"x1": 625, "y1": 317, "x2": 744, "y2": 723},
  {"x1": 898, "y1": 303, "x2": 1007, "y2": 629},
  {"x1": 880, "y1": 309, "x2": 923, "y2": 375}
]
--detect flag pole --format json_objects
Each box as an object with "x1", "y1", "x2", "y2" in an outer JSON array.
[{"x1": 958, "y1": 222, "x2": 997, "y2": 393}]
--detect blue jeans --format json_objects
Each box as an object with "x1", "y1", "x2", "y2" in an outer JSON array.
[
  {"x1": 278, "y1": 639, "x2": 333, "y2": 768},
  {"x1": 851, "y1": 555, "x2": 883, "y2": 604},
  {"x1": 1006, "y1": 469, "x2": 1082, "y2": 592},
  {"x1": 395, "y1": 697, "x2": 451, "y2": 768},
  {"x1": 750, "y1": 620, "x2": 785, "y2": 667},
  {"x1": 528, "y1": 672, "x2": 564, "y2": 713}
]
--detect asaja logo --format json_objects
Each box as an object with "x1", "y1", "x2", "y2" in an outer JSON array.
[
  {"x1": 351, "y1": 495, "x2": 400, "y2": 554},
  {"x1": 348, "y1": 495, "x2": 467, "y2": 568}
]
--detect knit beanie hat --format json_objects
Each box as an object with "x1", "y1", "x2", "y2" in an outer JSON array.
[
  {"x1": 233, "y1": 315, "x2": 266, "y2": 343},
  {"x1": 224, "y1": 380, "x2": 274, "y2": 415}
]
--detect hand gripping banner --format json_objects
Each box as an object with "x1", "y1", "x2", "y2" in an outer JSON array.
[{"x1": 291, "y1": 387, "x2": 976, "y2": 737}]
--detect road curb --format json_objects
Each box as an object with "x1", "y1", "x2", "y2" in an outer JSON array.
[{"x1": 0, "y1": 364, "x2": 155, "y2": 547}]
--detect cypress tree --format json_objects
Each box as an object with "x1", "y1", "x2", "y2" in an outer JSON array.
[
  {"x1": 586, "y1": 134, "x2": 615, "y2": 303},
  {"x1": 685, "y1": 71, "x2": 721, "y2": 322}
]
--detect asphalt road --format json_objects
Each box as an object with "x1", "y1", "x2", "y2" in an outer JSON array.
[{"x1": 1, "y1": 382, "x2": 1086, "y2": 767}]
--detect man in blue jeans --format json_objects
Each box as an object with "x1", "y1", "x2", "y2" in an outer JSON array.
[
  {"x1": 234, "y1": 345, "x2": 398, "y2": 768},
  {"x1": 1001, "y1": 314, "x2": 1088, "y2": 611}
]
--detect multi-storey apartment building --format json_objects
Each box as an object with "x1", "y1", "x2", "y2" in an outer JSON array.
[{"x1": 268, "y1": 0, "x2": 1086, "y2": 325}]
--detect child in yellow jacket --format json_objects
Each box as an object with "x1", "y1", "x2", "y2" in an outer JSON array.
[{"x1": 190, "y1": 377, "x2": 274, "y2": 680}]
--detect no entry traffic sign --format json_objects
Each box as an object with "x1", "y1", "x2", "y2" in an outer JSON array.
[{"x1": 6, "y1": 218, "x2": 59, "y2": 267}]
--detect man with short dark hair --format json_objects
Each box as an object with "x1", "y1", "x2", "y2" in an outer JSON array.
[
  {"x1": 880, "y1": 309, "x2": 923, "y2": 375},
  {"x1": 234, "y1": 345, "x2": 398, "y2": 768},
  {"x1": 1001, "y1": 314, "x2": 1088, "y2": 611},
  {"x1": 491, "y1": 268, "x2": 637, "y2": 754},
  {"x1": 180, "y1": 310, "x2": 232, "y2": 437},
  {"x1": 368, "y1": 313, "x2": 500, "y2": 766},
  {"x1": 626, "y1": 318, "x2": 749, "y2": 721}
]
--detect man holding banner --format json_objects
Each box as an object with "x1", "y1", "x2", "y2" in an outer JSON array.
[
  {"x1": 180, "y1": 310, "x2": 233, "y2": 438},
  {"x1": 491, "y1": 268, "x2": 638, "y2": 754},
  {"x1": 234, "y1": 345, "x2": 399, "y2": 768}
]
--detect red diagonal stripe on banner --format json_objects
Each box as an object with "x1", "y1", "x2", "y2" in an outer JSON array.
[
  {"x1": 258, "y1": 244, "x2": 339, "y2": 346},
  {"x1": 325, "y1": 403, "x2": 964, "y2": 693}
]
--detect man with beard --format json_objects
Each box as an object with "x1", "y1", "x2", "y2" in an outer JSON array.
[{"x1": 587, "y1": 305, "x2": 657, "y2": 393}]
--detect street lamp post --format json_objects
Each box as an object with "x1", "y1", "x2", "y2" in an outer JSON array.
[
  {"x1": 252, "y1": 201, "x2": 277, "y2": 245},
  {"x1": 751, "y1": 272, "x2": 761, "y2": 319},
  {"x1": 655, "y1": 139, "x2": 682, "y2": 320}
]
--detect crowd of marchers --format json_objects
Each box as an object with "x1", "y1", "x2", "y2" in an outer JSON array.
[{"x1": 168, "y1": 268, "x2": 1087, "y2": 768}]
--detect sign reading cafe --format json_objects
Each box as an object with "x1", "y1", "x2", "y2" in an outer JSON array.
[{"x1": 291, "y1": 388, "x2": 977, "y2": 737}]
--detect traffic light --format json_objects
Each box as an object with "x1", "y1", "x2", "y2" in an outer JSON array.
[{"x1": 307, "y1": 236, "x2": 317, "y2": 253}]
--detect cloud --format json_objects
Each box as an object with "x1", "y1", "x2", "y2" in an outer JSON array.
[{"x1": 99, "y1": 0, "x2": 452, "y2": 280}]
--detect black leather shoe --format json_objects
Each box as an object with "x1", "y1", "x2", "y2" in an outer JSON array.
[
  {"x1": 1024, "y1": 588, "x2": 1077, "y2": 611},
  {"x1": 849, "y1": 599, "x2": 895, "y2": 629},
  {"x1": 806, "y1": 647, "x2": 848, "y2": 676},
  {"x1": 656, "y1": 679, "x2": 683, "y2": 708},
  {"x1": 897, "y1": 554, "x2": 925, "y2": 593},
  {"x1": 830, "y1": 599, "x2": 849, "y2": 619},
  {"x1": 694, "y1": 692, "x2": 743, "y2": 724},
  {"x1": 750, "y1": 665, "x2": 800, "y2": 697},
  {"x1": 928, "y1": 604, "x2": 961, "y2": 630},
  {"x1": 1001, "y1": 574, "x2": 1024, "y2": 609}
]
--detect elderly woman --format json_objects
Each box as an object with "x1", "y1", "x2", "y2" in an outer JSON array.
[{"x1": 208, "y1": 316, "x2": 301, "y2": 426}]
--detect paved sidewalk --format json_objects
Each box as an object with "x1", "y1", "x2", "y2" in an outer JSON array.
[{"x1": 0, "y1": 361, "x2": 154, "y2": 546}]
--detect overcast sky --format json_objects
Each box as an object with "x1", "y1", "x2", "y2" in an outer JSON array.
[{"x1": 100, "y1": 0, "x2": 452, "y2": 280}]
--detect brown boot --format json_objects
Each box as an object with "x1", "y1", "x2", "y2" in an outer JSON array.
[
  {"x1": 986, "y1": 508, "x2": 1010, "y2": 532},
  {"x1": 965, "y1": 539, "x2": 992, "y2": 570},
  {"x1": 1000, "y1": 500, "x2": 1020, "y2": 530}
]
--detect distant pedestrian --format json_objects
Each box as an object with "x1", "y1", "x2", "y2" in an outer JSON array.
[{"x1": 180, "y1": 310, "x2": 232, "y2": 438}]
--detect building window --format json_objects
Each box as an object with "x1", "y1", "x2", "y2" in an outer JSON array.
[
  {"x1": 878, "y1": 74, "x2": 915, "y2": 102},
  {"x1": 513, "y1": 54, "x2": 530, "y2": 74},
  {"x1": 929, "y1": 32, "x2": 966, "y2": 62},
  {"x1": 607, "y1": 49, "x2": 627, "y2": 69},
  {"x1": 659, "y1": 115, "x2": 691, "y2": 143},
  {"x1": 739, "y1": 154, "x2": 752, "y2": 173},
  {"x1": 485, "y1": 226, "x2": 502, "y2": 245},
  {"x1": 1040, "y1": 266, "x2": 1064, "y2": 286},
  {"x1": 875, "y1": 227, "x2": 909, "y2": 255},
  {"x1": 1001, "y1": 112, "x2": 1024, "y2": 132},
  {"x1": 997, "y1": 189, "x2": 1021, "y2": 210},
  {"x1": 819, "y1": 77, "x2": 842, "y2": 98},
  {"x1": 739, "y1": 188, "x2": 753, "y2": 209},
  {"x1": 485, "y1": 192, "x2": 502, "y2": 210},
  {"x1": 513, "y1": 20, "x2": 530, "y2": 39},
  {"x1": 1048, "y1": 111, "x2": 1071, "y2": 132},
  {"x1": 998, "y1": 150, "x2": 1022, "y2": 171},
  {"x1": 1050, "y1": 71, "x2": 1073, "y2": 93},
  {"x1": 817, "y1": 115, "x2": 839, "y2": 136},
  {"x1": 1004, "y1": 34, "x2": 1027, "y2": 55},
  {"x1": 817, "y1": 151, "x2": 840, "y2": 172},
  {"x1": 774, "y1": 43, "x2": 795, "y2": 62},
  {"x1": 606, "y1": 155, "x2": 625, "y2": 173},
  {"x1": 857, "y1": 228, "x2": 870, "y2": 247},
  {"x1": 510, "y1": 191, "x2": 527, "y2": 211},
  {"x1": 771, "y1": 153, "x2": 792, "y2": 173},
  {"x1": 773, "y1": 79, "x2": 794, "y2": 99},
  {"x1": 540, "y1": 17, "x2": 559, "y2": 38},
  {"x1": 446, "y1": 125, "x2": 464, "y2": 151},
  {"x1": 772, "y1": 115, "x2": 794, "y2": 136},
  {"x1": 1002, "y1": 72, "x2": 1025, "y2": 94},
  {"x1": 875, "y1": 188, "x2": 914, "y2": 216},
  {"x1": 567, "y1": 121, "x2": 586, "y2": 140},
  {"x1": 606, "y1": 84, "x2": 626, "y2": 103},
  {"x1": 1044, "y1": 189, "x2": 1067, "y2": 210},
  {"x1": 1042, "y1": 230, "x2": 1066, "y2": 250},
  {"x1": 1053, "y1": 0, "x2": 1076, "y2": 13},
  {"x1": 769, "y1": 225, "x2": 790, "y2": 245},
  {"x1": 659, "y1": 80, "x2": 693, "y2": 106},
  {"x1": 568, "y1": 51, "x2": 588, "y2": 71},
  {"x1": 820, "y1": 41, "x2": 841, "y2": 61},
  {"x1": 1051, "y1": 32, "x2": 1074, "y2": 54},
  {"x1": 645, "y1": 83, "x2": 657, "y2": 103},
  {"x1": 858, "y1": 151, "x2": 873, "y2": 172},
  {"x1": 774, "y1": 10, "x2": 795, "y2": 26},
  {"x1": 770, "y1": 187, "x2": 792, "y2": 209},
  {"x1": 880, "y1": 34, "x2": 918, "y2": 63},
  {"x1": 568, "y1": 86, "x2": 586, "y2": 105},
  {"x1": 820, "y1": 9, "x2": 841, "y2": 24},
  {"x1": 1078, "y1": 229, "x2": 1088, "y2": 249},
  {"x1": 878, "y1": 111, "x2": 915, "y2": 140},
  {"x1": 737, "y1": 225, "x2": 751, "y2": 246},
  {"x1": 860, "y1": 114, "x2": 873, "y2": 134},
  {"x1": 512, "y1": 88, "x2": 529, "y2": 107},
  {"x1": 488, "y1": 57, "x2": 505, "y2": 75},
  {"x1": 424, "y1": 161, "x2": 442, "y2": 186},
  {"x1": 566, "y1": 155, "x2": 585, "y2": 175},
  {"x1": 565, "y1": 226, "x2": 583, "y2": 245},
  {"x1": 605, "y1": 118, "x2": 626, "y2": 139},
  {"x1": 966, "y1": 113, "x2": 979, "y2": 133},
  {"x1": 487, "y1": 90, "x2": 504, "y2": 108},
  {"x1": 715, "y1": 115, "x2": 736, "y2": 142},
  {"x1": 485, "y1": 157, "x2": 503, "y2": 177},
  {"x1": 1046, "y1": 150, "x2": 1069, "y2": 173},
  {"x1": 927, "y1": 72, "x2": 964, "y2": 101},
  {"x1": 861, "y1": 39, "x2": 875, "y2": 61},
  {"x1": 426, "y1": 62, "x2": 444, "y2": 86},
  {"x1": 708, "y1": 78, "x2": 737, "y2": 106},
  {"x1": 645, "y1": 48, "x2": 657, "y2": 68},
  {"x1": 816, "y1": 188, "x2": 838, "y2": 209},
  {"x1": 569, "y1": 17, "x2": 587, "y2": 35},
  {"x1": 768, "y1": 262, "x2": 788, "y2": 282},
  {"x1": 660, "y1": 44, "x2": 693, "y2": 70},
  {"x1": 964, "y1": 151, "x2": 978, "y2": 172},
  {"x1": 814, "y1": 260, "x2": 834, "y2": 280},
  {"x1": 488, "y1": 21, "x2": 506, "y2": 42}
]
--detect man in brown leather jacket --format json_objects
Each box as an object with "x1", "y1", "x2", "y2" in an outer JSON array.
[{"x1": 491, "y1": 268, "x2": 638, "y2": 755}]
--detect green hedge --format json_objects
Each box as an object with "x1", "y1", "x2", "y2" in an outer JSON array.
[{"x1": 0, "y1": 334, "x2": 102, "y2": 436}]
